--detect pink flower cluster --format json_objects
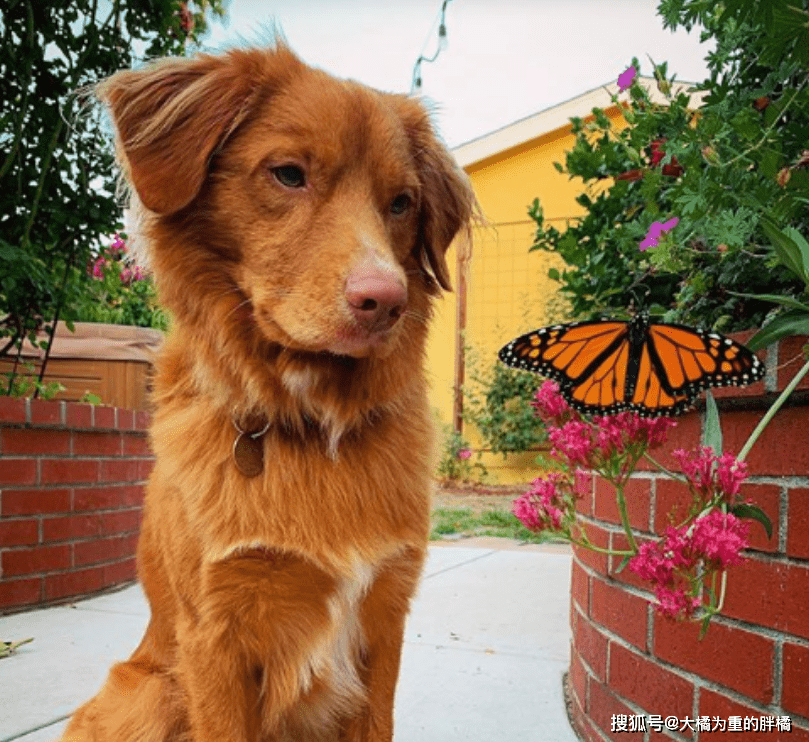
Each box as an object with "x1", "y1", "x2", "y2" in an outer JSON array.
[
  {"x1": 513, "y1": 379, "x2": 758, "y2": 625},
  {"x1": 532, "y1": 380, "x2": 676, "y2": 473},
  {"x1": 513, "y1": 469, "x2": 591, "y2": 534},
  {"x1": 90, "y1": 234, "x2": 145, "y2": 285},
  {"x1": 673, "y1": 446, "x2": 748, "y2": 501},
  {"x1": 630, "y1": 511, "x2": 750, "y2": 619},
  {"x1": 515, "y1": 381, "x2": 674, "y2": 535}
]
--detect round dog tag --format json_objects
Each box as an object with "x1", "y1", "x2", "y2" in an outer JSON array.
[{"x1": 233, "y1": 432, "x2": 264, "y2": 478}]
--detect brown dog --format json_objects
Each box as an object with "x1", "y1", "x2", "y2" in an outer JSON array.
[{"x1": 62, "y1": 43, "x2": 473, "y2": 742}]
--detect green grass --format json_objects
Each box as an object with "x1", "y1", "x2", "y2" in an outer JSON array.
[{"x1": 430, "y1": 506, "x2": 557, "y2": 545}]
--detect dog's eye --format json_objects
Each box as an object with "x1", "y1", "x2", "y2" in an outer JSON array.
[
  {"x1": 390, "y1": 193, "x2": 412, "y2": 215},
  {"x1": 272, "y1": 165, "x2": 306, "y2": 189}
]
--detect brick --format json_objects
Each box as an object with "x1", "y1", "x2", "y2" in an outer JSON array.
[
  {"x1": 740, "y1": 482, "x2": 781, "y2": 553},
  {"x1": 0, "y1": 459, "x2": 37, "y2": 486},
  {"x1": 40, "y1": 458, "x2": 98, "y2": 486},
  {"x1": 571, "y1": 558, "x2": 590, "y2": 616},
  {"x1": 1, "y1": 488, "x2": 71, "y2": 517},
  {"x1": 653, "y1": 614, "x2": 774, "y2": 704},
  {"x1": 44, "y1": 565, "x2": 106, "y2": 602},
  {"x1": 73, "y1": 431, "x2": 123, "y2": 457},
  {"x1": 0, "y1": 518, "x2": 38, "y2": 546},
  {"x1": 636, "y1": 415, "x2": 701, "y2": 473},
  {"x1": 569, "y1": 647, "x2": 588, "y2": 715},
  {"x1": 1, "y1": 427, "x2": 71, "y2": 456},
  {"x1": 42, "y1": 513, "x2": 105, "y2": 542},
  {"x1": 594, "y1": 476, "x2": 651, "y2": 531},
  {"x1": 654, "y1": 476, "x2": 692, "y2": 534},
  {"x1": 722, "y1": 556, "x2": 809, "y2": 640},
  {"x1": 65, "y1": 402, "x2": 93, "y2": 429},
  {"x1": 134, "y1": 410, "x2": 151, "y2": 431},
  {"x1": 591, "y1": 575, "x2": 648, "y2": 650},
  {"x1": 29, "y1": 399, "x2": 63, "y2": 426},
  {"x1": 782, "y1": 642, "x2": 809, "y2": 720},
  {"x1": 573, "y1": 522, "x2": 610, "y2": 575},
  {"x1": 698, "y1": 687, "x2": 809, "y2": 741},
  {"x1": 725, "y1": 407, "x2": 809, "y2": 476},
  {"x1": 589, "y1": 678, "x2": 644, "y2": 741},
  {"x1": 609, "y1": 642, "x2": 693, "y2": 722},
  {"x1": 787, "y1": 487, "x2": 809, "y2": 560},
  {"x1": 93, "y1": 405, "x2": 116, "y2": 430},
  {"x1": 776, "y1": 335, "x2": 809, "y2": 393},
  {"x1": 137, "y1": 458, "x2": 155, "y2": 480},
  {"x1": 122, "y1": 433, "x2": 152, "y2": 457},
  {"x1": 573, "y1": 612, "x2": 608, "y2": 680},
  {"x1": 608, "y1": 532, "x2": 658, "y2": 592},
  {"x1": 73, "y1": 485, "x2": 144, "y2": 512},
  {"x1": 74, "y1": 533, "x2": 138, "y2": 566},
  {"x1": 117, "y1": 408, "x2": 136, "y2": 431},
  {"x1": 99, "y1": 509, "x2": 141, "y2": 535},
  {"x1": 98, "y1": 458, "x2": 140, "y2": 484},
  {"x1": 0, "y1": 576, "x2": 41, "y2": 609},
  {"x1": 0, "y1": 396, "x2": 27, "y2": 425},
  {"x1": 2, "y1": 544, "x2": 70, "y2": 576},
  {"x1": 103, "y1": 557, "x2": 136, "y2": 585}
]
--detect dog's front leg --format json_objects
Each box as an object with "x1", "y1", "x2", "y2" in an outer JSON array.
[
  {"x1": 340, "y1": 548, "x2": 425, "y2": 742},
  {"x1": 177, "y1": 552, "x2": 337, "y2": 742}
]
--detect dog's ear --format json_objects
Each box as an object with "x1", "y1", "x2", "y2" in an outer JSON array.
[
  {"x1": 97, "y1": 47, "x2": 300, "y2": 215},
  {"x1": 395, "y1": 99, "x2": 475, "y2": 292}
]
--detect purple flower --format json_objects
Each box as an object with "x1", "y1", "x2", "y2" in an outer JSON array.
[
  {"x1": 639, "y1": 217, "x2": 679, "y2": 251},
  {"x1": 617, "y1": 65, "x2": 637, "y2": 92},
  {"x1": 457, "y1": 447, "x2": 472, "y2": 460}
]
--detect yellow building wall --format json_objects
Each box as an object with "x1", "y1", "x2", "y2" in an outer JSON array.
[{"x1": 425, "y1": 106, "x2": 626, "y2": 484}]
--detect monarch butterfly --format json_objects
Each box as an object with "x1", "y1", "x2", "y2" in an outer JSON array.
[{"x1": 498, "y1": 315, "x2": 765, "y2": 417}]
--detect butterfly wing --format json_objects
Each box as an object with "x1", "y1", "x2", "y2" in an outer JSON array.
[
  {"x1": 645, "y1": 321, "x2": 765, "y2": 397},
  {"x1": 499, "y1": 320, "x2": 637, "y2": 414},
  {"x1": 499, "y1": 318, "x2": 765, "y2": 418}
]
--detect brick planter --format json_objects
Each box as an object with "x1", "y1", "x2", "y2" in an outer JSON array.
[
  {"x1": 569, "y1": 335, "x2": 809, "y2": 740},
  {"x1": 0, "y1": 397, "x2": 153, "y2": 613}
]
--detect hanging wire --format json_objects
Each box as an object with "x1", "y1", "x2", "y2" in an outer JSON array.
[{"x1": 411, "y1": 0, "x2": 454, "y2": 93}]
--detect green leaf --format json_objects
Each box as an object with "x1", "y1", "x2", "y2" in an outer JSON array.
[
  {"x1": 702, "y1": 391, "x2": 722, "y2": 455},
  {"x1": 761, "y1": 219, "x2": 809, "y2": 283},
  {"x1": 614, "y1": 554, "x2": 631, "y2": 574},
  {"x1": 698, "y1": 614, "x2": 712, "y2": 641},
  {"x1": 748, "y1": 309, "x2": 809, "y2": 350},
  {"x1": 731, "y1": 503, "x2": 773, "y2": 540},
  {"x1": 730, "y1": 292, "x2": 809, "y2": 312}
]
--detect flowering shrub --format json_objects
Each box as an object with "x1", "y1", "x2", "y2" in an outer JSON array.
[
  {"x1": 76, "y1": 235, "x2": 168, "y2": 331},
  {"x1": 437, "y1": 426, "x2": 488, "y2": 483},
  {"x1": 528, "y1": 1, "x2": 809, "y2": 332},
  {"x1": 513, "y1": 380, "x2": 770, "y2": 632}
]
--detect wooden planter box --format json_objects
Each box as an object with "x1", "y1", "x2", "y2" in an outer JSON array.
[
  {"x1": 0, "y1": 321, "x2": 163, "y2": 411},
  {"x1": 0, "y1": 398, "x2": 153, "y2": 613},
  {"x1": 568, "y1": 335, "x2": 809, "y2": 740}
]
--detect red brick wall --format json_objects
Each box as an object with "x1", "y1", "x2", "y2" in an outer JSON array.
[
  {"x1": 570, "y1": 336, "x2": 809, "y2": 741},
  {"x1": 0, "y1": 398, "x2": 152, "y2": 613}
]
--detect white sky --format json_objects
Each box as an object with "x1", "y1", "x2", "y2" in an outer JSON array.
[{"x1": 201, "y1": 0, "x2": 713, "y2": 148}]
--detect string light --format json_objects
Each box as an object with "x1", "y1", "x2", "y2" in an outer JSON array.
[{"x1": 411, "y1": 0, "x2": 454, "y2": 93}]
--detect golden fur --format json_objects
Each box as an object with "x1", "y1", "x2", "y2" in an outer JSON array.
[{"x1": 62, "y1": 43, "x2": 473, "y2": 742}]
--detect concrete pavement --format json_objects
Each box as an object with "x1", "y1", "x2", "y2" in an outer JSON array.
[{"x1": 0, "y1": 540, "x2": 577, "y2": 742}]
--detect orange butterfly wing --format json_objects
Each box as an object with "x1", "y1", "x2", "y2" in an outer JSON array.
[{"x1": 499, "y1": 317, "x2": 764, "y2": 417}]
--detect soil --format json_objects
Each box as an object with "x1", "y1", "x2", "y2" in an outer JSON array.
[{"x1": 432, "y1": 481, "x2": 528, "y2": 514}]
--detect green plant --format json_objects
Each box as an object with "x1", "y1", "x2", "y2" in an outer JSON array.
[
  {"x1": 75, "y1": 234, "x2": 169, "y2": 330},
  {"x1": 463, "y1": 345, "x2": 547, "y2": 454},
  {"x1": 429, "y1": 506, "x2": 551, "y2": 544},
  {"x1": 0, "y1": 1, "x2": 225, "y2": 395},
  {"x1": 436, "y1": 426, "x2": 487, "y2": 483},
  {"x1": 530, "y1": 0, "x2": 809, "y2": 331},
  {"x1": 1, "y1": 360, "x2": 64, "y2": 399}
]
